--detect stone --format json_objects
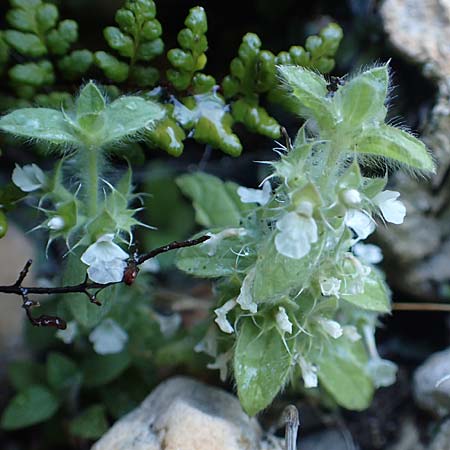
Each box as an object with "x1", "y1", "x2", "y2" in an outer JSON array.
[
  {"x1": 413, "y1": 347, "x2": 450, "y2": 416},
  {"x1": 92, "y1": 376, "x2": 283, "y2": 450}
]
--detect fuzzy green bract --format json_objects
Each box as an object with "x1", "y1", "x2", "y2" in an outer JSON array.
[{"x1": 177, "y1": 63, "x2": 435, "y2": 415}]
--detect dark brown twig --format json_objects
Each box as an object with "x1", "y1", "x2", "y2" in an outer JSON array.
[{"x1": 0, "y1": 235, "x2": 210, "y2": 330}]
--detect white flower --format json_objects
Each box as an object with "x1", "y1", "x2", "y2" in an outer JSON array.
[
  {"x1": 275, "y1": 203, "x2": 318, "y2": 259},
  {"x1": 296, "y1": 355, "x2": 318, "y2": 388},
  {"x1": 319, "y1": 277, "x2": 341, "y2": 297},
  {"x1": 194, "y1": 327, "x2": 218, "y2": 357},
  {"x1": 345, "y1": 209, "x2": 375, "y2": 239},
  {"x1": 343, "y1": 325, "x2": 361, "y2": 342},
  {"x1": 236, "y1": 268, "x2": 257, "y2": 313},
  {"x1": 47, "y1": 216, "x2": 65, "y2": 231},
  {"x1": 12, "y1": 163, "x2": 45, "y2": 192},
  {"x1": 140, "y1": 258, "x2": 160, "y2": 273},
  {"x1": 56, "y1": 321, "x2": 78, "y2": 344},
  {"x1": 276, "y1": 307, "x2": 293, "y2": 334},
  {"x1": 342, "y1": 188, "x2": 362, "y2": 207},
  {"x1": 89, "y1": 318, "x2": 128, "y2": 355},
  {"x1": 207, "y1": 352, "x2": 232, "y2": 382},
  {"x1": 214, "y1": 299, "x2": 236, "y2": 334},
  {"x1": 353, "y1": 243, "x2": 383, "y2": 264},
  {"x1": 153, "y1": 312, "x2": 181, "y2": 337},
  {"x1": 317, "y1": 317, "x2": 343, "y2": 339},
  {"x1": 367, "y1": 358, "x2": 397, "y2": 388},
  {"x1": 81, "y1": 234, "x2": 128, "y2": 284},
  {"x1": 237, "y1": 181, "x2": 272, "y2": 206},
  {"x1": 373, "y1": 190, "x2": 406, "y2": 224},
  {"x1": 201, "y1": 228, "x2": 247, "y2": 256}
]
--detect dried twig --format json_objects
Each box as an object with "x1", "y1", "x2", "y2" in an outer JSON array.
[
  {"x1": 282, "y1": 405, "x2": 299, "y2": 450},
  {"x1": 393, "y1": 302, "x2": 450, "y2": 312},
  {"x1": 0, "y1": 235, "x2": 210, "y2": 330}
]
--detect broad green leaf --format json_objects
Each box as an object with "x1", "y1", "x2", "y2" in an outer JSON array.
[
  {"x1": 7, "y1": 361, "x2": 46, "y2": 391},
  {"x1": 0, "y1": 108, "x2": 78, "y2": 145},
  {"x1": 253, "y1": 238, "x2": 314, "y2": 302},
  {"x1": 104, "y1": 96, "x2": 165, "y2": 144},
  {"x1": 46, "y1": 352, "x2": 82, "y2": 391},
  {"x1": 235, "y1": 320, "x2": 292, "y2": 416},
  {"x1": 63, "y1": 251, "x2": 115, "y2": 328},
  {"x1": 176, "y1": 231, "x2": 252, "y2": 278},
  {"x1": 341, "y1": 269, "x2": 391, "y2": 312},
  {"x1": 177, "y1": 172, "x2": 249, "y2": 227},
  {"x1": 333, "y1": 65, "x2": 388, "y2": 129},
  {"x1": 354, "y1": 125, "x2": 435, "y2": 173},
  {"x1": 278, "y1": 65, "x2": 334, "y2": 128},
  {"x1": 76, "y1": 82, "x2": 106, "y2": 118},
  {"x1": 1, "y1": 385, "x2": 59, "y2": 430},
  {"x1": 69, "y1": 404, "x2": 109, "y2": 439},
  {"x1": 82, "y1": 351, "x2": 131, "y2": 387},
  {"x1": 317, "y1": 339, "x2": 374, "y2": 410}
]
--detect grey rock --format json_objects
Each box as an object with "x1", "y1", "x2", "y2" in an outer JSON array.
[
  {"x1": 92, "y1": 376, "x2": 283, "y2": 450},
  {"x1": 413, "y1": 347, "x2": 450, "y2": 416},
  {"x1": 429, "y1": 418, "x2": 450, "y2": 450}
]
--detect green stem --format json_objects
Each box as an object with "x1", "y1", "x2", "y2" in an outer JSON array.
[
  {"x1": 321, "y1": 143, "x2": 341, "y2": 190},
  {"x1": 84, "y1": 146, "x2": 100, "y2": 217}
]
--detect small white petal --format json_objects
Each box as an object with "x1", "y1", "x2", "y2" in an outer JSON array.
[
  {"x1": 276, "y1": 307, "x2": 293, "y2": 334},
  {"x1": 47, "y1": 216, "x2": 65, "y2": 231},
  {"x1": 201, "y1": 228, "x2": 246, "y2": 256},
  {"x1": 153, "y1": 312, "x2": 181, "y2": 337},
  {"x1": 56, "y1": 321, "x2": 78, "y2": 344},
  {"x1": 342, "y1": 189, "x2": 362, "y2": 207},
  {"x1": 214, "y1": 299, "x2": 236, "y2": 334},
  {"x1": 343, "y1": 325, "x2": 361, "y2": 342},
  {"x1": 81, "y1": 234, "x2": 128, "y2": 265},
  {"x1": 12, "y1": 163, "x2": 45, "y2": 192},
  {"x1": 236, "y1": 268, "x2": 257, "y2": 314},
  {"x1": 140, "y1": 258, "x2": 160, "y2": 273},
  {"x1": 207, "y1": 352, "x2": 231, "y2": 382},
  {"x1": 89, "y1": 318, "x2": 128, "y2": 355},
  {"x1": 353, "y1": 243, "x2": 383, "y2": 264},
  {"x1": 296, "y1": 200, "x2": 314, "y2": 218},
  {"x1": 319, "y1": 277, "x2": 341, "y2": 297},
  {"x1": 345, "y1": 209, "x2": 376, "y2": 239},
  {"x1": 87, "y1": 258, "x2": 127, "y2": 284},
  {"x1": 297, "y1": 355, "x2": 318, "y2": 388},
  {"x1": 318, "y1": 317, "x2": 343, "y2": 339},
  {"x1": 367, "y1": 358, "x2": 397, "y2": 388},
  {"x1": 373, "y1": 190, "x2": 406, "y2": 224},
  {"x1": 237, "y1": 181, "x2": 271, "y2": 205},
  {"x1": 194, "y1": 327, "x2": 218, "y2": 357}
]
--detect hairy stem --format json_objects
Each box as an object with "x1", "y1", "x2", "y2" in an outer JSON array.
[{"x1": 84, "y1": 146, "x2": 101, "y2": 217}]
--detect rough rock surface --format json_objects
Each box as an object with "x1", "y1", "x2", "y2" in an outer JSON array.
[
  {"x1": 92, "y1": 376, "x2": 282, "y2": 450},
  {"x1": 379, "y1": 0, "x2": 450, "y2": 298},
  {"x1": 413, "y1": 347, "x2": 450, "y2": 416}
]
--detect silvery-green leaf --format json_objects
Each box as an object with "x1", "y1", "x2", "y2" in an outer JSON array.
[
  {"x1": 0, "y1": 108, "x2": 79, "y2": 145},
  {"x1": 341, "y1": 269, "x2": 391, "y2": 312},
  {"x1": 103, "y1": 96, "x2": 165, "y2": 145},
  {"x1": 234, "y1": 320, "x2": 292, "y2": 416},
  {"x1": 278, "y1": 65, "x2": 334, "y2": 128},
  {"x1": 317, "y1": 339, "x2": 374, "y2": 410},
  {"x1": 76, "y1": 82, "x2": 106, "y2": 119},
  {"x1": 354, "y1": 125, "x2": 435, "y2": 173},
  {"x1": 333, "y1": 65, "x2": 389, "y2": 129}
]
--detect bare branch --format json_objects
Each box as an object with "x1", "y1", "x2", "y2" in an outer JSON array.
[{"x1": 0, "y1": 235, "x2": 210, "y2": 329}]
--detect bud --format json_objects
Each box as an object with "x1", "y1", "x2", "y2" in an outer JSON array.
[
  {"x1": 47, "y1": 216, "x2": 65, "y2": 231},
  {"x1": 342, "y1": 188, "x2": 362, "y2": 207}
]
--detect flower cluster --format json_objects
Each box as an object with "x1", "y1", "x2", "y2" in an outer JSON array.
[{"x1": 177, "y1": 63, "x2": 434, "y2": 416}]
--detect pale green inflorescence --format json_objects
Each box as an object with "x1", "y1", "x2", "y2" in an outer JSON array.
[
  {"x1": 176, "y1": 63, "x2": 435, "y2": 416},
  {"x1": 0, "y1": 81, "x2": 164, "y2": 283}
]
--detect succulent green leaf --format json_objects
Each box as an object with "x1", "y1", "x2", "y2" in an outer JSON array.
[
  {"x1": 104, "y1": 26, "x2": 134, "y2": 58},
  {"x1": 1, "y1": 385, "x2": 59, "y2": 430},
  {"x1": 129, "y1": 65, "x2": 159, "y2": 87},
  {"x1": 185, "y1": 6, "x2": 207, "y2": 34},
  {"x1": 36, "y1": 3, "x2": 59, "y2": 32},
  {"x1": 46, "y1": 20, "x2": 78, "y2": 55},
  {"x1": 355, "y1": 125, "x2": 435, "y2": 172},
  {"x1": 145, "y1": 115, "x2": 185, "y2": 156},
  {"x1": 235, "y1": 320, "x2": 292, "y2": 416},
  {"x1": 4, "y1": 30, "x2": 46, "y2": 57},
  {"x1": 94, "y1": 51, "x2": 129, "y2": 82},
  {"x1": 69, "y1": 405, "x2": 109, "y2": 439},
  {"x1": 58, "y1": 49, "x2": 94, "y2": 81},
  {"x1": 9, "y1": 61, "x2": 54, "y2": 88},
  {"x1": 0, "y1": 107, "x2": 78, "y2": 145}
]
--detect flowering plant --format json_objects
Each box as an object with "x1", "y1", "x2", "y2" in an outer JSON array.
[{"x1": 176, "y1": 64, "x2": 434, "y2": 415}]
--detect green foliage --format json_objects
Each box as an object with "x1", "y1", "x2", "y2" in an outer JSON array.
[{"x1": 177, "y1": 64, "x2": 434, "y2": 415}]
